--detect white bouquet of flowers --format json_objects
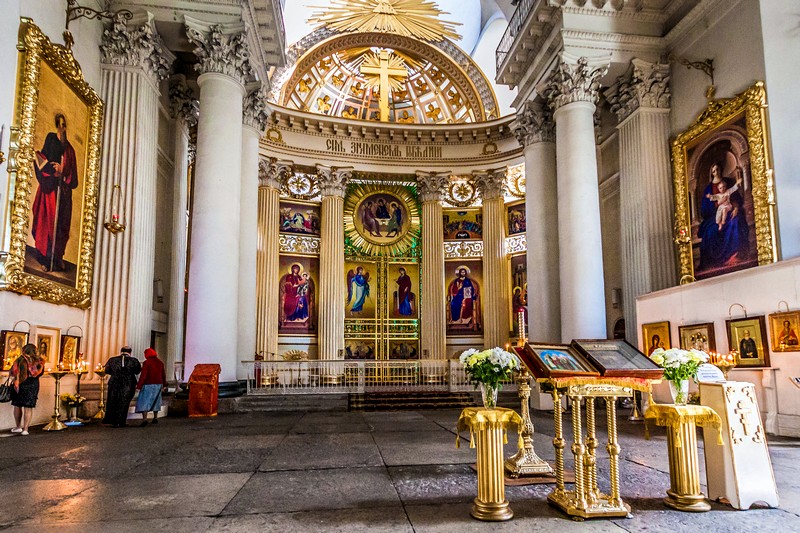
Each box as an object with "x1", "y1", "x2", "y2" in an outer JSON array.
[
  {"x1": 459, "y1": 347, "x2": 521, "y2": 408},
  {"x1": 650, "y1": 347, "x2": 708, "y2": 404}
]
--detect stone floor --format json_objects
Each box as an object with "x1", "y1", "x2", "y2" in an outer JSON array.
[{"x1": 0, "y1": 407, "x2": 797, "y2": 532}]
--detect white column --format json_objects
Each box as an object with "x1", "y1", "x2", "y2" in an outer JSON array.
[
  {"x1": 417, "y1": 172, "x2": 448, "y2": 358},
  {"x1": 86, "y1": 21, "x2": 171, "y2": 368},
  {"x1": 547, "y1": 54, "x2": 609, "y2": 341},
  {"x1": 238, "y1": 90, "x2": 269, "y2": 371},
  {"x1": 256, "y1": 160, "x2": 289, "y2": 358},
  {"x1": 165, "y1": 76, "x2": 197, "y2": 376},
  {"x1": 184, "y1": 22, "x2": 251, "y2": 383},
  {"x1": 607, "y1": 60, "x2": 675, "y2": 341},
  {"x1": 512, "y1": 103, "x2": 560, "y2": 342},
  {"x1": 476, "y1": 169, "x2": 510, "y2": 348},
  {"x1": 317, "y1": 166, "x2": 351, "y2": 360}
]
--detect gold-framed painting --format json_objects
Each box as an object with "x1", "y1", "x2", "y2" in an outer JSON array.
[
  {"x1": 0, "y1": 19, "x2": 103, "y2": 307},
  {"x1": 641, "y1": 321, "x2": 671, "y2": 356},
  {"x1": 388, "y1": 339, "x2": 418, "y2": 360},
  {"x1": 343, "y1": 183, "x2": 420, "y2": 256},
  {"x1": 672, "y1": 82, "x2": 776, "y2": 282},
  {"x1": 344, "y1": 338, "x2": 376, "y2": 360},
  {"x1": 509, "y1": 253, "x2": 527, "y2": 338},
  {"x1": 445, "y1": 259, "x2": 483, "y2": 335},
  {"x1": 443, "y1": 208, "x2": 482, "y2": 240},
  {"x1": 278, "y1": 255, "x2": 319, "y2": 335},
  {"x1": 279, "y1": 199, "x2": 320, "y2": 236},
  {"x1": 0, "y1": 330, "x2": 28, "y2": 370},
  {"x1": 768, "y1": 311, "x2": 800, "y2": 352},
  {"x1": 344, "y1": 259, "x2": 377, "y2": 319},
  {"x1": 59, "y1": 334, "x2": 81, "y2": 368},
  {"x1": 726, "y1": 316, "x2": 769, "y2": 367},
  {"x1": 32, "y1": 325, "x2": 60, "y2": 365},
  {"x1": 386, "y1": 262, "x2": 418, "y2": 320},
  {"x1": 506, "y1": 200, "x2": 526, "y2": 236},
  {"x1": 678, "y1": 322, "x2": 717, "y2": 352}
]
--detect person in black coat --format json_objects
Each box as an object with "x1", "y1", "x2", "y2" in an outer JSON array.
[{"x1": 102, "y1": 346, "x2": 142, "y2": 428}]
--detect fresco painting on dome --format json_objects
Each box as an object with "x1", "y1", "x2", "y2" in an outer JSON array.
[
  {"x1": 686, "y1": 112, "x2": 757, "y2": 280},
  {"x1": 445, "y1": 259, "x2": 483, "y2": 336},
  {"x1": 510, "y1": 254, "x2": 527, "y2": 338},
  {"x1": 387, "y1": 262, "x2": 419, "y2": 320},
  {"x1": 443, "y1": 209, "x2": 482, "y2": 240},
  {"x1": 507, "y1": 201, "x2": 526, "y2": 236},
  {"x1": 278, "y1": 255, "x2": 319, "y2": 335},
  {"x1": 280, "y1": 200, "x2": 321, "y2": 236}
]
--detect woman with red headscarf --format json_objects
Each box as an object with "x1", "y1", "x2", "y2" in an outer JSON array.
[{"x1": 135, "y1": 348, "x2": 166, "y2": 427}]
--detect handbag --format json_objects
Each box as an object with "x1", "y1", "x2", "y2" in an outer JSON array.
[{"x1": 0, "y1": 376, "x2": 12, "y2": 403}]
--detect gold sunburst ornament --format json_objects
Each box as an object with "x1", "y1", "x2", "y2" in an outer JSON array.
[
  {"x1": 344, "y1": 183, "x2": 420, "y2": 256},
  {"x1": 309, "y1": 0, "x2": 461, "y2": 42}
]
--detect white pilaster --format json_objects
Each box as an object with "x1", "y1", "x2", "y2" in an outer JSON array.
[
  {"x1": 513, "y1": 103, "x2": 560, "y2": 342},
  {"x1": 608, "y1": 60, "x2": 675, "y2": 341},
  {"x1": 184, "y1": 22, "x2": 251, "y2": 382},
  {"x1": 417, "y1": 172, "x2": 448, "y2": 358},
  {"x1": 86, "y1": 20, "x2": 171, "y2": 367},
  {"x1": 547, "y1": 55, "x2": 609, "y2": 341}
]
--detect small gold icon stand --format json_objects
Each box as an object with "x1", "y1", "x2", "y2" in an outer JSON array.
[{"x1": 42, "y1": 370, "x2": 69, "y2": 431}]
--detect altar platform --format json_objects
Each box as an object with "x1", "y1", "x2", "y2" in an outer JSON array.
[{"x1": 0, "y1": 407, "x2": 796, "y2": 531}]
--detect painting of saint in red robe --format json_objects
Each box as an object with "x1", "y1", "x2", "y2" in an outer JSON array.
[
  {"x1": 278, "y1": 259, "x2": 317, "y2": 334},
  {"x1": 30, "y1": 113, "x2": 78, "y2": 275},
  {"x1": 388, "y1": 263, "x2": 418, "y2": 319}
]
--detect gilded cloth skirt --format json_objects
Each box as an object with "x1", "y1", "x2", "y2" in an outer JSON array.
[{"x1": 135, "y1": 384, "x2": 162, "y2": 413}]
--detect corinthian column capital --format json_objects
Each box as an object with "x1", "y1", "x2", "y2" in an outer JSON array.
[
  {"x1": 168, "y1": 75, "x2": 199, "y2": 128},
  {"x1": 258, "y1": 158, "x2": 291, "y2": 189},
  {"x1": 545, "y1": 54, "x2": 609, "y2": 111},
  {"x1": 474, "y1": 168, "x2": 507, "y2": 200},
  {"x1": 317, "y1": 165, "x2": 351, "y2": 197},
  {"x1": 416, "y1": 171, "x2": 449, "y2": 202},
  {"x1": 607, "y1": 59, "x2": 671, "y2": 123},
  {"x1": 512, "y1": 101, "x2": 555, "y2": 147},
  {"x1": 243, "y1": 88, "x2": 271, "y2": 132},
  {"x1": 100, "y1": 18, "x2": 173, "y2": 83},
  {"x1": 185, "y1": 18, "x2": 253, "y2": 86}
]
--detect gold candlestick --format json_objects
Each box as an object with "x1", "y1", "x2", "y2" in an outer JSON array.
[
  {"x1": 93, "y1": 368, "x2": 107, "y2": 420},
  {"x1": 505, "y1": 369, "x2": 554, "y2": 477},
  {"x1": 43, "y1": 371, "x2": 69, "y2": 431}
]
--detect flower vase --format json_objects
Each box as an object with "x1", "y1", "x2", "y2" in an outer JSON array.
[
  {"x1": 67, "y1": 406, "x2": 77, "y2": 420},
  {"x1": 480, "y1": 383, "x2": 498, "y2": 409},
  {"x1": 669, "y1": 380, "x2": 690, "y2": 405}
]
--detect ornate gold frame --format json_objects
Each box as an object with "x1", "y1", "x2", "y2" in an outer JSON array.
[
  {"x1": 1, "y1": 19, "x2": 103, "y2": 308},
  {"x1": 672, "y1": 82, "x2": 777, "y2": 283},
  {"x1": 343, "y1": 183, "x2": 420, "y2": 256}
]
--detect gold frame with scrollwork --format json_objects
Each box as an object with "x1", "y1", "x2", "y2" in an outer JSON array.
[
  {"x1": 0, "y1": 19, "x2": 103, "y2": 308},
  {"x1": 672, "y1": 82, "x2": 777, "y2": 283}
]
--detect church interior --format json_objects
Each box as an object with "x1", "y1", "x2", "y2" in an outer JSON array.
[{"x1": 1, "y1": 0, "x2": 799, "y2": 530}]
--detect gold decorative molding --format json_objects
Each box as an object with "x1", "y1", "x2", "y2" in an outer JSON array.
[
  {"x1": 279, "y1": 234, "x2": 321, "y2": 255},
  {"x1": 506, "y1": 163, "x2": 525, "y2": 198},
  {"x1": 444, "y1": 241, "x2": 483, "y2": 259},
  {"x1": 445, "y1": 176, "x2": 478, "y2": 207}
]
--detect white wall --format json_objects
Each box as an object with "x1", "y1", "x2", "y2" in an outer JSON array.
[{"x1": 637, "y1": 257, "x2": 800, "y2": 436}]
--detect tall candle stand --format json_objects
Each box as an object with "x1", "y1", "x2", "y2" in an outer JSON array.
[
  {"x1": 93, "y1": 366, "x2": 107, "y2": 420},
  {"x1": 42, "y1": 370, "x2": 69, "y2": 431},
  {"x1": 505, "y1": 368, "x2": 555, "y2": 478}
]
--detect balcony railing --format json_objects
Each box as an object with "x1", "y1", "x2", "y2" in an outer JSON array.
[
  {"x1": 496, "y1": 0, "x2": 541, "y2": 73},
  {"x1": 241, "y1": 359, "x2": 517, "y2": 395}
]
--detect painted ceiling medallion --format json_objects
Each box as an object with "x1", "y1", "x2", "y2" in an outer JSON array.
[{"x1": 309, "y1": 0, "x2": 461, "y2": 42}]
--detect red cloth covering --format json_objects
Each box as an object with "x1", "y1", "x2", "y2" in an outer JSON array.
[{"x1": 136, "y1": 351, "x2": 166, "y2": 389}]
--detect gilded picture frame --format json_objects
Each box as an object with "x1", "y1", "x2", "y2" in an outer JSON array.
[
  {"x1": 343, "y1": 182, "x2": 420, "y2": 256},
  {"x1": 768, "y1": 311, "x2": 800, "y2": 352},
  {"x1": 32, "y1": 325, "x2": 61, "y2": 366},
  {"x1": 726, "y1": 315, "x2": 769, "y2": 368},
  {"x1": 641, "y1": 321, "x2": 671, "y2": 356},
  {"x1": 678, "y1": 322, "x2": 717, "y2": 352},
  {"x1": 0, "y1": 19, "x2": 103, "y2": 308},
  {"x1": 672, "y1": 82, "x2": 777, "y2": 283},
  {"x1": 0, "y1": 330, "x2": 28, "y2": 371}
]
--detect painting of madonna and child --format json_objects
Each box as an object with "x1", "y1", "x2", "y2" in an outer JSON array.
[
  {"x1": 446, "y1": 260, "x2": 483, "y2": 335},
  {"x1": 278, "y1": 256, "x2": 319, "y2": 335},
  {"x1": 687, "y1": 113, "x2": 758, "y2": 280}
]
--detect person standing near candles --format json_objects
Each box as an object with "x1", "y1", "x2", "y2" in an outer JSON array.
[
  {"x1": 135, "y1": 348, "x2": 166, "y2": 427},
  {"x1": 102, "y1": 346, "x2": 141, "y2": 428},
  {"x1": 8, "y1": 344, "x2": 45, "y2": 436}
]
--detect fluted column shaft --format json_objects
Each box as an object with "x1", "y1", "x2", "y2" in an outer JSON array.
[
  {"x1": 256, "y1": 177, "x2": 281, "y2": 357},
  {"x1": 482, "y1": 195, "x2": 510, "y2": 348},
  {"x1": 184, "y1": 72, "x2": 245, "y2": 382},
  {"x1": 86, "y1": 64, "x2": 160, "y2": 367},
  {"x1": 318, "y1": 195, "x2": 345, "y2": 360},
  {"x1": 237, "y1": 125, "x2": 260, "y2": 369},
  {"x1": 421, "y1": 199, "x2": 446, "y2": 358}
]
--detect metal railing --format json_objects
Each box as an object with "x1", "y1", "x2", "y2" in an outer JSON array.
[
  {"x1": 496, "y1": 0, "x2": 541, "y2": 73},
  {"x1": 242, "y1": 360, "x2": 516, "y2": 395}
]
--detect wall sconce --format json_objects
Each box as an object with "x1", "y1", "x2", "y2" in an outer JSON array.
[
  {"x1": 154, "y1": 279, "x2": 164, "y2": 304},
  {"x1": 611, "y1": 288, "x2": 622, "y2": 309},
  {"x1": 103, "y1": 183, "x2": 126, "y2": 234}
]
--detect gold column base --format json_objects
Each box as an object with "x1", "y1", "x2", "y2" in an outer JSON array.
[
  {"x1": 504, "y1": 448, "x2": 554, "y2": 478},
  {"x1": 92, "y1": 408, "x2": 105, "y2": 420},
  {"x1": 471, "y1": 498, "x2": 513, "y2": 521},
  {"x1": 664, "y1": 489, "x2": 711, "y2": 512},
  {"x1": 548, "y1": 490, "x2": 631, "y2": 520},
  {"x1": 42, "y1": 417, "x2": 67, "y2": 431}
]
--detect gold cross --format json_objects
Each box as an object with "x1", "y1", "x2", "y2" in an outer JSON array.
[{"x1": 360, "y1": 50, "x2": 408, "y2": 122}]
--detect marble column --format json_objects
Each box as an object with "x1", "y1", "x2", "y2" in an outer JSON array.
[
  {"x1": 184, "y1": 21, "x2": 251, "y2": 383},
  {"x1": 546, "y1": 54, "x2": 610, "y2": 341},
  {"x1": 239, "y1": 89, "x2": 270, "y2": 369},
  {"x1": 607, "y1": 60, "x2": 675, "y2": 341},
  {"x1": 476, "y1": 169, "x2": 511, "y2": 349},
  {"x1": 512, "y1": 102, "x2": 560, "y2": 342},
  {"x1": 317, "y1": 165, "x2": 351, "y2": 360},
  {"x1": 165, "y1": 76, "x2": 197, "y2": 375},
  {"x1": 256, "y1": 159, "x2": 290, "y2": 358},
  {"x1": 417, "y1": 172, "x2": 449, "y2": 359},
  {"x1": 86, "y1": 20, "x2": 171, "y2": 368}
]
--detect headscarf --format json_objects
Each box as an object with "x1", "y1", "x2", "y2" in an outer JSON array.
[
  {"x1": 10, "y1": 343, "x2": 45, "y2": 390},
  {"x1": 144, "y1": 348, "x2": 158, "y2": 358}
]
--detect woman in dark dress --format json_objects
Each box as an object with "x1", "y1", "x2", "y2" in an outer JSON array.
[{"x1": 9, "y1": 344, "x2": 45, "y2": 436}]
